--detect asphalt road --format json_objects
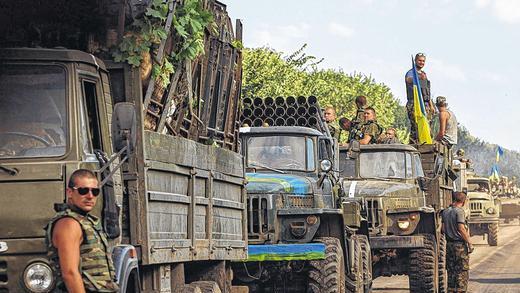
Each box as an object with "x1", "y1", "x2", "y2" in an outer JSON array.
[{"x1": 372, "y1": 220, "x2": 520, "y2": 292}]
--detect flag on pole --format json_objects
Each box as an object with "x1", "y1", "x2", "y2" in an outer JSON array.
[
  {"x1": 489, "y1": 164, "x2": 500, "y2": 181},
  {"x1": 496, "y1": 146, "x2": 504, "y2": 162},
  {"x1": 411, "y1": 56, "x2": 433, "y2": 144}
]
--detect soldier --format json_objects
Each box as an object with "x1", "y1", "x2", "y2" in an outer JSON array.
[
  {"x1": 353, "y1": 107, "x2": 383, "y2": 145},
  {"x1": 434, "y1": 96, "x2": 458, "y2": 147},
  {"x1": 442, "y1": 191, "x2": 473, "y2": 293},
  {"x1": 324, "y1": 106, "x2": 341, "y2": 140},
  {"x1": 347, "y1": 96, "x2": 367, "y2": 142},
  {"x1": 45, "y1": 169, "x2": 118, "y2": 292},
  {"x1": 405, "y1": 53, "x2": 434, "y2": 143},
  {"x1": 380, "y1": 127, "x2": 401, "y2": 144}
]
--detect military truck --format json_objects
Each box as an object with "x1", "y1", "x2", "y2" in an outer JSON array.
[
  {"x1": 465, "y1": 177, "x2": 500, "y2": 246},
  {"x1": 233, "y1": 96, "x2": 370, "y2": 293},
  {"x1": 0, "y1": 1, "x2": 247, "y2": 292},
  {"x1": 339, "y1": 142, "x2": 450, "y2": 293}
]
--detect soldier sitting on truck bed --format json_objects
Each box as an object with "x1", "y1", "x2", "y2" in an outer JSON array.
[
  {"x1": 351, "y1": 107, "x2": 383, "y2": 145},
  {"x1": 45, "y1": 169, "x2": 118, "y2": 293},
  {"x1": 434, "y1": 96, "x2": 458, "y2": 146}
]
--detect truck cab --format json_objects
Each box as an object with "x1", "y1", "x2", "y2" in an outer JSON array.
[
  {"x1": 0, "y1": 48, "x2": 122, "y2": 293},
  {"x1": 467, "y1": 177, "x2": 500, "y2": 246}
]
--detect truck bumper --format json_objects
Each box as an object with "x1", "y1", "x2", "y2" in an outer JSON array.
[
  {"x1": 370, "y1": 235, "x2": 425, "y2": 249},
  {"x1": 246, "y1": 243, "x2": 326, "y2": 262},
  {"x1": 468, "y1": 218, "x2": 499, "y2": 224}
]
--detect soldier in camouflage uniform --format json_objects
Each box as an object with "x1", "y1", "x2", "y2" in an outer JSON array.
[
  {"x1": 324, "y1": 106, "x2": 341, "y2": 140},
  {"x1": 45, "y1": 169, "x2": 118, "y2": 292},
  {"x1": 348, "y1": 95, "x2": 368, "y2": 142},
  {"x1": 442, "y1": 191, "x2": 473, "y2": 293},
  {"x1": 352, "y1": 107, "x2": 383, "y2": 145}
]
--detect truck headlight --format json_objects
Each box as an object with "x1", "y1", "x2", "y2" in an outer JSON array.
[
  {"x1": 23, "y1": 262, "x2": 54, "y2": 292},
  {"x1": 486, "y1": 207, "x2": 495, "y2": 214},
  {"x1": 397, "y1": 220, "x2": 411, "y2": 230}
]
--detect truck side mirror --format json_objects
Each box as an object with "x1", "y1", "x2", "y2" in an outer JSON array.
[
  {"x1": 418, "y1": 176, "x2": 429, "y2": 191},
  {"x1": 112, "y1": 102, "x2": 137, "y2": 153},
  {"x1": 433, "y1": 155, "x2": 445, "y2": 177}
]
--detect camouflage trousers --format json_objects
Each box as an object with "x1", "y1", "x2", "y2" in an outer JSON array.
[
  {"x1": 446, "y1": 241, "x2": 469, "y2": 293},
  {"x1": 406, "y1": 102, "x2": 418, "y2": 144}
]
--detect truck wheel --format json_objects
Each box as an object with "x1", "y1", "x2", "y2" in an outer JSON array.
[
  {"x1": 307, "y1": 237, "x2": 346, "y2": 293},
  {"x1": 438, "y1": 234, "x2": 447, "y2": 293},
  {"x1": 409, "y1": 234, "x2": 438, "y2": 293},
  {"x1": 189, "y1": 281, "x2": 222, "y2": 293},
  {"x1": 345, "y1": 236, "x2": 363, "y2": 293},
  {"x1": 358, "y1": 235, "x2": 372, "y2": 293},
  {"x1": 488, "y1": 223, "x2": 499, "y2": 246}
]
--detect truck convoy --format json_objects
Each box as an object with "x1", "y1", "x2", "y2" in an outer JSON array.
[
  {"x1": 0, "y1": 0, "x2": 247, "y2": 292},
  {"x1": 234, "y1": 96, "x2": 371, "y2": 293},
  {"x1": 339, "y1": 143, "x2": 453, "y2": 293}
]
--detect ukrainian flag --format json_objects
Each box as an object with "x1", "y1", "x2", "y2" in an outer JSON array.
[
  {"x1": 411, "y1": 57, "x2": 433, "y2": 144},
  {"x1": 489, "y1": 164, "x2": 500, "y2": 181},
  {"x1": 496, "y1": 146, "x2": 504, "y2": 162}
]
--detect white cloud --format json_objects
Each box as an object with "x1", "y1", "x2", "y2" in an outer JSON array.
[
  {"x1": 475, "y1": 0, "x2": 520, "y2": 24},
  {"x1": 428, "y1": 58, "x2": 468, "y2": 82},
  {"x1": 327, "y1": 22, "x2": 355, "y2": 39},
  {"x1": 245, "y1": 23, "x2": 311, "y2": 52}
]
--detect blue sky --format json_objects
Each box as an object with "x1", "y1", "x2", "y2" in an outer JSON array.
[{"x1": 225, "y1": 0, "x2": 520, "y2": 151}]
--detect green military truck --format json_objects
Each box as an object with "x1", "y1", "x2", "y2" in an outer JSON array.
[
  {"x1": 233, "y1": 96, "x2": 370, "y2": 293},
  {"x1": 0, "y1": 1, "x2": 248, "y2": 292},
  {"x1": 339, "y1": 143, "x2": 452, "y2": 293},
  {"x1": 466, "y1": 177, "x2": 500, "y2": 246}
]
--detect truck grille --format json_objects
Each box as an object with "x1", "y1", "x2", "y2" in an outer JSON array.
[
  {"x1": 0, "y1": 260, "x2": 7, "y2": 291},
  {"x1": 470, "y1": 202, "x2": 483, "y2": 211},
  {"x1": 365, "y1": 199, "x2": 381, "y2": 229},
  {"x1": 283, "y1": 195, "x2": 314, "y2": 208},
  {"x1": 248, "y1": 195, "x2": 269, "y2": 239}
]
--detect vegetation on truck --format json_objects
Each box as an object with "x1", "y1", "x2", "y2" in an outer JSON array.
[
  {"x1": 233, "y1": 96, "x2": 370, "y2": 293},
  {"x1": 0, "y1": 0, "x2": 247, "y2": 292},
  {"x1": 339, "y1": 142, "x2": 449, "y2": 293}
]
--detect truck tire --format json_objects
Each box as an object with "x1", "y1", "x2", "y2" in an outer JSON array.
[
  {"x1": 190, "y1": 281, "x2": 222, "y2": 293},
  {"x1": 409, "y1": 234, "x2": 438, "y2": 293},
  {"x1": 358, "y1": 235, "x2": 372, "y2": 293},
  {"x1": 307, "y1": 237, "x2": 346, "y2": 293},
  {"x1": 438, "y1": 234, "x2": 447, "y2": 293},
  {"x1": 345, "y1": 236, "x2": 364, "y2": 293},
  {"x1": 488, "y1": 223, "x2": 498, "y2": 246}
]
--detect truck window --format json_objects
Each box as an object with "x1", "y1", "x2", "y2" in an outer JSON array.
[
  {"x1": 413, "y1": 154, "x2": 425, "y2": 178},
  {"x1": 247, "y1": 135, "x2": 313, "y2": 171},
  {"x1": 359, "y1": 151, "x2": 406, "y2": 179},
  {"x1": 0, "y1": 64, "x2": 67, "y2": 158},
  {"x1": 406, "y1": 153, "x2": 413, "y2": 178},
  {"x1": 339, "y1": 152, "x2": 356, "y2": 178},
  {"x1": 81, "y1": 80, "x2": 103, "y2": 151},
  {"x1": 306, "y1": 137, "x2": 315, "y2": 170}
]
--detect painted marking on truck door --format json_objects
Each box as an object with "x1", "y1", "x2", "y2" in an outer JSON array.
[{"x1": 0, "y1": 242, "x2": 7, "y2": 253}]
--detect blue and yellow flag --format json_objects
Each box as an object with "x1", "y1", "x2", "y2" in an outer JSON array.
[
  {"x1": 496, "y1": 146, "x2": 504, "y2": 162},
  {"x1": 411, "y1": 57, "x2": 433, "y2": 144},
  {"x1": 489, "y1": 164, "x2": 500, "y2": 181}
]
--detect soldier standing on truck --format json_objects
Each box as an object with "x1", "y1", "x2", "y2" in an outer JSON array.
[
  {"x1": 347, "y1": 95, "x2": 368, "y2": 142},
  {"x1": 324, "y1": 106, "x2": 341, "y2": 140},
  {"x1": 353, "y1": 107, "x2": 383, "y2": 145},
  {"x1": 442, "y1": 191, "x2": 473, "y2": 293},
  {"x1": 405, "y1": 53, "x2": 434, "y2": 143},
  {"x1": 45, "y1": 169, "x2": 118, "y2": 293},
  {"x1": 434, "y1": 96, "x2": 458, "y2": 146}
]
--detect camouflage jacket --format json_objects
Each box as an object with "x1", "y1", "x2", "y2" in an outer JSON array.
[
  {"x1": 327, "y1": 121, "x2": 341, "y2": 140},
  {"x1": 354, "y1": 121, "x2": 382, "y2": 144},
  {"x1": 45, "y1": 206, "x2": 118, "y2": 292}
]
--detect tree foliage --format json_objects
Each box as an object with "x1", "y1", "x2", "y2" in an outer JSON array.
[{"x1": 242, "y1": 46, "x2": 403, "y2": 141}]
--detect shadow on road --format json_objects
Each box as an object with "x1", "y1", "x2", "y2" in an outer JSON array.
[{"x1": 471, "y1": 277, "x2": 520, "y2": 284}]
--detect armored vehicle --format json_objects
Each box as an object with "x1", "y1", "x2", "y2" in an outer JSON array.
[
  {"x1": 466, "y1": 177, "x2": 500, "y2": 246},
  {"x1": 340, "y1": 143, "x2": 447, "y2": 293},
  {"x1": 0, "y1": 1, "x2": 247, "y2": 292}
]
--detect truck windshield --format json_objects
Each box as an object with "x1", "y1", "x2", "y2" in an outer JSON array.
[
  {"x1": 247, "y1": 136, "x2": 314, "y2": 171},
  {"x1": 468, "y1": 181, "x2": 490, "y2": 193},
  {"x1": 0, "y1": 64, "x2": 67, "y2": 158},
  {"x1": 360, "y1": 151, "x2": 407, "y2": 179}
]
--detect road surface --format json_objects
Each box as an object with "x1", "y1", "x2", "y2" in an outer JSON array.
[{"x1": 372, "y1": 221, "x2": 520, "y2": 292}]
